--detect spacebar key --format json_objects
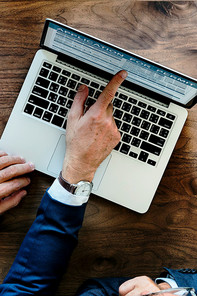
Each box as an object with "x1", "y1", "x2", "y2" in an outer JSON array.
[{"x1": 141, "y1": 141, "x2": 161, "y2": 156}]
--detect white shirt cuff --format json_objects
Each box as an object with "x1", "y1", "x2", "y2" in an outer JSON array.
[
  {"x1": 48, "y1": 178, "x2": 89, "y2": 206},
  {"x1": 155, "y1": 278, "x2": 178, "y2": 288}
]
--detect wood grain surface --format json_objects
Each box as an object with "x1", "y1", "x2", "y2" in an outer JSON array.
[{"x1": 0, "y1": 1, "x2": 196, "y2": 295}]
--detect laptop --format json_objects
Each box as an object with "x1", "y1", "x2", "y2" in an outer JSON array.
[{"x1": 0, "y1": 18, "x2": 196, "y2": 213}]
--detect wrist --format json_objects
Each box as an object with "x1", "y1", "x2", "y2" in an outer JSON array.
[
  {"x1": 62, "y1": 161, "x2": 95, "y2": 184},
  {"x1": 158, "y1": 283, "x2": 171, "y2": 290}
]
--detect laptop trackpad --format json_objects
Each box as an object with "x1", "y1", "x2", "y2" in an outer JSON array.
[
  {"x1": 47, "y1": 134, "x2": 111, "y2": 190},
  {"x1": 48, "y1": 134, "x2": 66, "y2": 177}
]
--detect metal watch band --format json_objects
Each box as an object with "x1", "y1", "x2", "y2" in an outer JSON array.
[{"x1": 58, "y1": 171, "x2": 76, "y2": 194}]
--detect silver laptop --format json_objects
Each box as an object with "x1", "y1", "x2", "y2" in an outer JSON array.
[{"x1": 1, "y1": 19, "x2": 196, "y2": 213}]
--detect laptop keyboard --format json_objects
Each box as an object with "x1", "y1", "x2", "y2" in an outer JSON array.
[{"x1": 23, "y1": 61, "x2": 176, "y2": 167}]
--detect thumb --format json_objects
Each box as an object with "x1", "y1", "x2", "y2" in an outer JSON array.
[{"x1": 69, "y1": 85, "x2": 89, "y2": 119}]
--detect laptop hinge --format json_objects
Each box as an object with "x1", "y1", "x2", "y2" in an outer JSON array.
[{"x1": 56, "y1": 54, "x2": 170, "y2": 108}]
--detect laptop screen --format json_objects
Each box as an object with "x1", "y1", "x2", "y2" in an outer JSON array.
[{"x1": 41, "y1": 19, "x2": 197, "y2": 108}]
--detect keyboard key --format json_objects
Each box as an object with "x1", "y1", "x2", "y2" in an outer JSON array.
[
  {"x1": 113, "y1": 98, "x2": 122, "y2": 108},
  {"x1": 43, "y1": 62, "x2": 52, "y2": 69},
  {"x1": 128, "y1": 97, "x2": 137, "y2": 104},
  {"x1": 122, "y1": 102, "x2": 132, "y2": 112},
  {"x1": 94, "y1": 90, "x2": 102, "y2": 99},
  {"x1": 57, "y1": 96, "x2": 67, "y2": 106},
  {"x1": 138, "y1": 101, "x2": 147, "y2": 108},
  {"x1": 166, "y1": 113, "x2": 176, "y2": 120},
  {"x1": 138, "y1": 151, "x2": 148, "y2": 162},
  {"x1": 132, "y1": 116, "x2": 141, "y2": 127},
  {"x1": 158, "y1": 117, "x2": 173, "y2": 129},
  {"x1": 58, "y1": 75, "x2": 67, "y2": 85},
  {"x1": 28, "y1": 95, "x2": 49, "y2": 109},
  {"x1": 71, "y1": 73, "x2": 80, "y2": 81},
  {"x1": 39, "y1": 68, "x2": 49, "y2": 78},
  {"x1": 63, "y1": 120, "x2": 67, "y2": 129},
  {"x1": 24, "y1": 104, "x2": 34, "y2": 115},
  {"x1": 114, "y1": 142, "x2": 121, "y2": 151},
  {"x1": 129, "y1": 151, "x2": 138, "y2": 158},
  {"x1": 147, "y1": 159, "x2": 156, "y2": 166},
  {"x1": 88, "y1": 87, "x2": 95, "y2": 97},
  {"x1": 121, "y1": 123, "x2": 131, "y2": 133},
  {"x1": 120, "y1": 143, "x2": 130, "y2": 154},
  {"x1": 131, "y1": 137, "x2": 141, "y2": 147},
  {"x1": 48, "y1": 92, "x2": 58, "y2": 102},
  {"x1": 33, "y1": 107, "x2": 43, "y2": 118},
  {"x1": 123, "y1": 113, "x2": 132, "y2": 123},
  {"x1": 131, "y1": 106, "x2": 140, "y2": 116},
  {"x1": 141, "y1": 141, "x2": 161, "y2": 156},
  {"x1": 90, "y1": 81, "x2": 99, "y2": 88},
  {"x1": 157, "y1": 109, "x2": 166, "y2": 116},
  {"x1": 141, "y1": 120, "x2": 151, "y2": 130},
  {"x1": 86, "y1": 98, "x2": 96, "y2": 107},
  {"x1": 81, "y1": 77, "x2": 90, "y2": 85},
  {"x1": 150, "y1": 124, "x2": 160, "y2": 134},
  {"x1": 53, "y1": 66, "x2": 61, "y2": 73},
  {"x1": 140, "y1": 110, "x2": 150, "y2": 119},
  {"x1": 49, "y1": 103, "x2": 58, "y2": 113},
  {"x1": 66, "y1": 100, "x2": 73, "y2": 109},
  {"x1": 32, "y1": 86, "x2": 49, "y2": 99},
  {"x1": 58, "y1": 107, "x2": 68, "y2": 117},
  {"x1": 122, "y1": 134, "x2": 132, "y2": 143},
  {"x1": 62, "y1": 70, "x2": 71, "y2": 77},
  {"x1": 114, "y1": 119, "x2": 121, "y2": 129},
  {"x1": 119, "y1": 93, "x2": 128, "y2": 101},
  {"x1": 59, "y1": 86, "x2": 68, "y2": 96},
  {"x1": 159, "y1": 128, "x2": 169, "y2": 138},
  {"x1": 149, "y1": 134, "x2": 165, "y2": 147},
  {"x1": 49, "y1": 82, "x2": 59, "y2": 92},
  {"x1": 147, "y1": 105, "x2": 156, "y2": 112},
  {"x1": 42, "y1": 111, "x2": 53, "y2": 122},
  {"x1": 67, "y1": 79, "x2": 77, "y2": 89},
  {"x1": 49, "y1": 72, "x2": 58, "y2": 82},
  {"x1": 100, "y1": 85, "x2": 105, "y2": 91},
  {"x1": 149, "y1": 114, "x2": 159, "y2": 123},
  {"x1": 130, "y1": 126, "x2": 140, "y2": 136},
  {"x1": 68, "y1": 90, "x2": 76, "y2": 99},
  {"x1": 113, "y1": 109, "x2": 123, "y2": 119},
  {"x1": 139, "y1": 130, "x2": 149, "y2": 140},
  {"x1": 51, "y1": 115, "x2": 64, "y2": 127}
]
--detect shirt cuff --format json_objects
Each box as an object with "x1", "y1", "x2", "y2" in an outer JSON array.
[
  {"x1": 155, "y1": 278, "x2": 178, "y2": 288},
  {"x1": 48, "y1": 178, "x2": 89, "y2": 206}
]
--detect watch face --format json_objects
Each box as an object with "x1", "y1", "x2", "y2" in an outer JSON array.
[{"x1": 75, "y1": 182, "x2": 92, "y2": 196}]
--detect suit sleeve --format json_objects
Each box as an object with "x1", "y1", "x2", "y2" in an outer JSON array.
[{"x1": 0, "y1": 190, "x2": 87, "y2": 296}]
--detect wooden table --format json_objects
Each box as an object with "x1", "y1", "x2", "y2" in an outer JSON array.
[{"x1": 0, "y1": 1, "x2": 196, "y2": 295}]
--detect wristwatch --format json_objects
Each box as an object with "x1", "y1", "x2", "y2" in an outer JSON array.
[{"x1": 58, "y1": 171, "x2": 93, "y2": 197}]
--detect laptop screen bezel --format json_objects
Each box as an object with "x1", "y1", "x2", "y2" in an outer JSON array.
[{"x1": 40, "y1": 18, "x2": 197, "y2": 109}]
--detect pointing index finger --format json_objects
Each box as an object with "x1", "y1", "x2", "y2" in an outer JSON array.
[{"x1": 96, "y1": 70, "x2": 128, "y2": 109}]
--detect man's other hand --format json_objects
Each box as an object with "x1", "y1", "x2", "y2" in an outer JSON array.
[
  {"x1": 119, "y1": 276, "x2": 171, "y2": 296},
  {"x1": 62, "y1": 70, "x2": 127, "y2": 184},
  {"x1": 0, "y1": 152, "x2": 35, "y2": 214}
]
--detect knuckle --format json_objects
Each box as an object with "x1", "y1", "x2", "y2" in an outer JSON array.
[{"x1": 103, "y1": 89, "x2": 115, "y2": 101}]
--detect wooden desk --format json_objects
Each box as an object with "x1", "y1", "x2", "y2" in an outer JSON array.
[{"x1": 0, "y1": 1, "x2": 196, "y2": 295}]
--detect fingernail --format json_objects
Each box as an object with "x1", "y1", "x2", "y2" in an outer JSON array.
[
  {"x1": 26, "y1": 177, "x2": 31, "y2": 183},
  {"x1": 120, "y1": 70, "x2": 128, "y2": 79},
  {"x1": 78, "y1": 84, "x2": 86, "y2": 92},
  {"x1": 28, "y1": 162, "x2": 35, "y2": 170}
]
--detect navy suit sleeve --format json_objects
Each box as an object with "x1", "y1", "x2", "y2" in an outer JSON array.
[
  {"x1": 164, "y1": 268, "x2": 197, "y2": 291},
  {"x1": 0, "y1": 190, "x2": 87, "y2": 296}
]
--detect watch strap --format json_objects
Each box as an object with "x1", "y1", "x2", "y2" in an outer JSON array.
[{"x1": 58, "y1": 171, "x2": 76, "y2": 194}]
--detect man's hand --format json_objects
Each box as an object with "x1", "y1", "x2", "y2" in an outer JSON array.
[
  {"x1": 0, "y1": 151, "x2": 35, "y2": 214},
  {"x1": 62, "y1": 70, "x2": 127, "y2": 183},
  {"x1": 119, "y1": 276, "x2": 171, "y2": 296}
]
